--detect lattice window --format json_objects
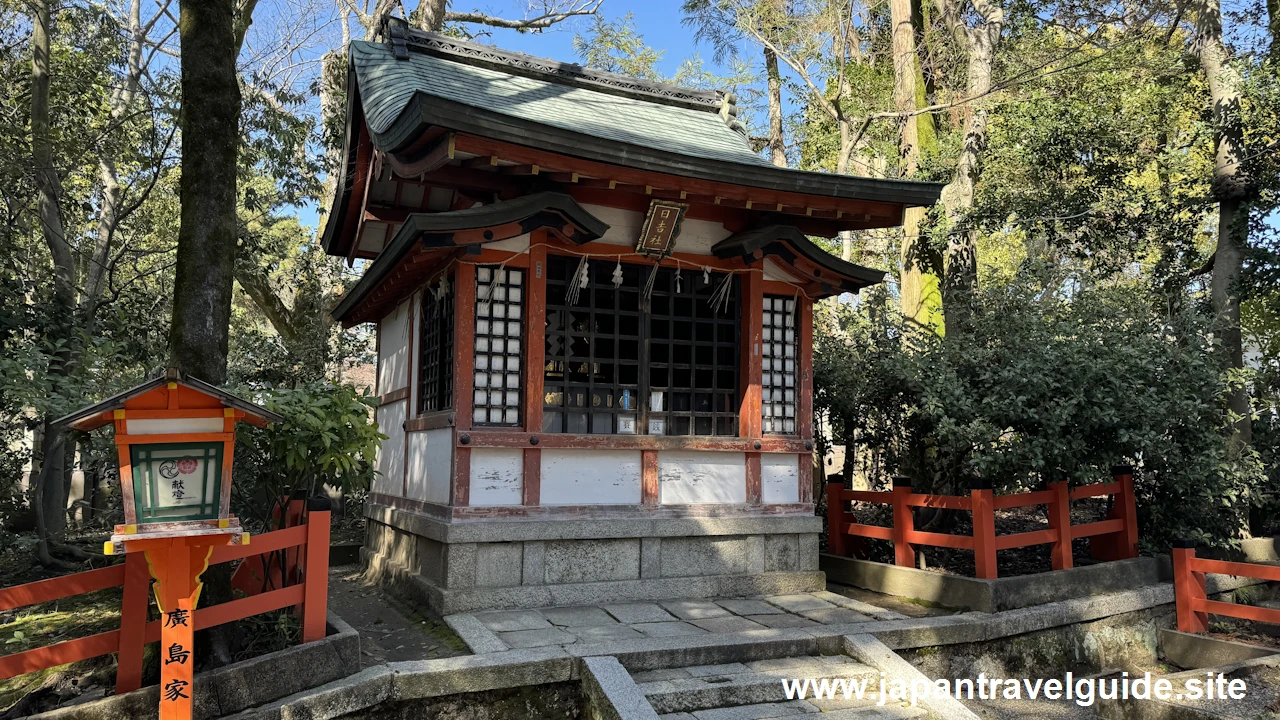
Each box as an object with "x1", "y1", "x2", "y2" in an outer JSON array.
[
  {"x1": 543, "y1": 257, "x2": 643, "y2": 434},
  {"x1": 647, "y1": 266, "x2": 739, "y2": 436},
  {"x1": 472, "y1": 266, "x2": 524, "y2": 426},
  {"x1": 542, "y1": 256, "x2": 739, "y2": 436},
  {"x1": 418, "y1": 274, "x2": 454, "y2": 414},
  {"x1": 761, "y1": 295, "x2": 797, "y2": 434}
]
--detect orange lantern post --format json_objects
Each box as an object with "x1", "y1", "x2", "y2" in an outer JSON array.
[{"x1": 55, "y1": 369, "x2": 282, "y2": 720}]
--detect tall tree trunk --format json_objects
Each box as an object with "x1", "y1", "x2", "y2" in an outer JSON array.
[
  {"x1": 31, "y1": 0, "x2": 73, "y2": 551},
  {"x1": 764, "y1": 47, "x2": 786, "y2": 168},
  {"x1": 168, "y1": 0, "x2": 242, "y2": 385},
  {"x1": 940, "y1": 0, "x2": 1002, "y2": 337},
  {"x1": 1194, "y1": 0, "x2": 1253, "y2": 447},
  {"x1": 891, "y1": 0, "x2": 941, "y2": 334}
]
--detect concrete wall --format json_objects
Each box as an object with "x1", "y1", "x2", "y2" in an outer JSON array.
[{"x1": 406, "y1": 428, "x2": 453, "y2": 504}]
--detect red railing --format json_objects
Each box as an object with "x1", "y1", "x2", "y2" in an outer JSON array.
[
  {"x1": 0, "y1": 498, "x2": 331, "y2": 693},
  {"x1": 1173, "y1": 542, "x2": 1280, "y2": 633},
  {"x1": 827, "y1": 467, "x2": 1139, "y2": 579}
]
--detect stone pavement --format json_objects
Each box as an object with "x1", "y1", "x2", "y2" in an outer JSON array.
[{"x1": 445, "y1": 590, "x2": 908, "y2": 654}]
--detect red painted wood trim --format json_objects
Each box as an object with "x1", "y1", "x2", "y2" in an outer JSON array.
[
  {"x1": 522, "y1": 449, "x2": 541, "y2": 506},
  {"x1": 210, "y1": 525, "x2": 307, "y2": 564},
  {"x1": 117, "y1": 441, "x2": 137, "y2": 526},
  {"x1": 905, "y1": 529, "x2": 976, "y2": 550},
  {"x1": 524, "y1": 235, "x2": 547, "y2": 436},
  {"x1": 302, "y1": 510, "x2": 331, "y2": 643},
  {"x1": 452, "y1": 134, "x2": 902, "y2": 220},
  {"x1": 797, "y1": 453, "x2": 813, "y2": 504},
  {"x1": 1070, "y1": 518, "x2": 1125, "y2": 539},
  {"x1": 641, "y1": 450, "x2": 659, "y2": 506},
  {"x1": 454, "y1": 447, "x2": 471, "y2": 507},
  {"x1": 994, "y1": 528, "x2": 1059, "y2": 551},
  {"x1": 970, "y1": 489, "x2": 997, "y2": 579},
  {"x1": 745, "y1": 452, "x2": 762, "y2": 504},
  {"x1": 740, "y1": 269, "x2": 764, "y2": 439},
  {"x1": 892, "y1": 483, "x2": 915, "y2": 567},
  {"x1": 143, "y1": 585, "x2": 307, "y2": 642},
  {"x1": 405, "y1": 411, "x2": 455, "y2": 432},
  {"x1": 456, "y1": 431, "x2": 807, "y2": 453},
  {"x1": 845, "y1": 522, "x2": 894, "y2": 541},
  {"x1": 0, "y1": 630, "x2": 121, "y2": 681},
  {"x1": 1173, "y1": 547, "x2": 1209, "y2": 632},
  {"x1": 452, "y1": 264, "x2": 477, "y2": 507},
  {"x1": 544, "y1": 239, "x2": 752, "y2": 272},
  {"x1": 1047, "y1": 481, "x2": 1073, "y2": 571},
  {"x1": 762, "y1": 280, "x2": 801, "y2": 295},
  {"x1": 1189, "y1": 557, "x2": 1280, "y2": 582},
  {"x1": 115, "y1": 552, "x2": 149, "y2": 693},
  {"x1": 466, "y1": 250, "x2": 533, "y2": 268},
  {"x1": 378, "y1": 388, "x2": 410, "y2": 406},
  {"x1": 0, "y1": 564, "x2": 124, "y2": 611},
  {"x1": 798, "y1": 297, "x2": 814, "y2": 441}
]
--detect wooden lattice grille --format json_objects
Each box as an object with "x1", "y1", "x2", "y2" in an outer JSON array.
[
  {"x1": 472, "y1": 266, "x2": 524, "y2": 426},
  {"x1": 418, "y1": 274, "x2": 454, "y2": 414},
  {"x1": 761, "y1": 294, "x2": 797, "y2": 434}
]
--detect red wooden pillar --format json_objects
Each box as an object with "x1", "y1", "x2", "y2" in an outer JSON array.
[
  {"x1": 452, "y1": 264, "x2": 476, "y2": 507},
  {"x1": 115, "y1": 551, "x2": 150, "y2": 693},
  {"x1": 522, "y1": 234, "x2": 547, "y2": 507},
  {"x1": 797, "y1": 297, "x2": 814, "y2": 504},
  {"x1": 970, "y1": 479, "x2": 998, "y2": 579},
  {"x1": 301, "y1": 497, "x2": 331, "y2": 644},
  {"x1": 740, "y1": 269, "x2": 764, "y2": 504},
  {"x1": 891, "y1": 476, "x2": 915, "y2": 568},
  {"x1": 641, "y1": 450, "x2": 659, "y2": 506},
  {"x1": 1047, "y1": 480, "x2": 1074, "y2": 571},
  {"x1": 826, "y1": 481, "x2": 847, "y2": 557},
  {"x1": 1114, "y1": 465, "x2": 1139, "y2": 559},
  {"x1": 1172, "y1": 541, "x2": 1208, "y2": 633}
]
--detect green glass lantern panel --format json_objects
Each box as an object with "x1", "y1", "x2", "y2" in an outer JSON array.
[{"x1": 130, "y1": 442, "x2": 222, "y2": 522}]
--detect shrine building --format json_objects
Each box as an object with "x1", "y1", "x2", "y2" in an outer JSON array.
[{"x1": 322, "y1": 23, "x2": 945, "y2": 614}]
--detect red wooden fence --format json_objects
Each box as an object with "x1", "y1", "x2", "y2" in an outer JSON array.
[
  {"x1": 0, "y1": 498, "x2": 330, "y2": 693},
  {"x1": 827, "y1": 466, "x2": 1139, "y2": 579},
  {"x1": 1172, "y1": 541, "x2": 1280, "y2": 633}
]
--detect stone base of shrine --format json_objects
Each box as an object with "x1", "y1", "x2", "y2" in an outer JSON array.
[{"x1": 361, "y1": 501, "x2": 825, "y2": 616}]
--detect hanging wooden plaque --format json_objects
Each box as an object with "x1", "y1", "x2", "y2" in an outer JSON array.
[{"x1": 635, "y1": 200, "x2": 689, "y2": 257}]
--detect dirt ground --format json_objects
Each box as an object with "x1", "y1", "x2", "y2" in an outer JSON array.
[{"x1": 326, "y1": 565, "x2": 469, "y2": 664}]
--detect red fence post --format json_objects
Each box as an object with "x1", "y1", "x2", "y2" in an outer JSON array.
[
  {"x1": 1114, "y1": 465, "x2": 1139, "y2": 559},
  {"x1": 826, "y1": 481, "x2": 848, "y2": 557},
  {"x1": 1172, "y1": 540, "x2": 1208, "y2": 633},
  {"x1": 970, "y1": 478, "x2": 998, "y2": 579},
  {"x1": 1047, "y1": 480, "x2": 1074, "y2": 571},
  {"x1": 892, "y1": 476, "x2": 915, "y2": 568},
  {"x1": 301, "y1": 496, "x2": 331, "y2": 644},
  {"x1": 115, "y1": 552, "x2": 151, "y2": 693}
]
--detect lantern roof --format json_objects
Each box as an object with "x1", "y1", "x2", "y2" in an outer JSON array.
[{"x1": 54, "y1": 369, "x2": 283, "y2": 432}]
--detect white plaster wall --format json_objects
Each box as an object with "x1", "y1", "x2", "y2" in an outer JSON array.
[
  {"x1": 763, "y1": 258, "x2": 808, "y2": 284},
  {"x1": 377, "y1": 300, "x2": 411, "y2": 394},
  {"x1": 406, "y1": 428, "x2": 453, "y2": 504},
  {"x1": 486, "y1": 233, "x2": 530, "y2": 253},
  {"x1": 658, "y1": 451, "x2": 747, "y2": 504},
  {"x1": 126, "y1": 418, "x2": 224, "y2": 435},
  {"x1": 579, "y1": 204, "x2": 732, "y2": 256},
  {"x1": 469, "y1": 448, "x2": 523, "y2": 506},
  {"x1": 373, "y1": 400, "x2": 406, "y2": 497},
  {"x1": 540, "y1": 449, "x2": 642, "y2": 505},
  {"x1": 762, "y1": 454, "x2": 801, "y2": 504},
  {"x1": 582, "y1": 204, "x2": 642, "y2": 246}
]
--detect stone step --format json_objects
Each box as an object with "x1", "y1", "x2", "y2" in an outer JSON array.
[
  {"x1": 635, "y1": 655, "x2": 880, "y2": 715},
  {"x1": 657, "y1": 699, "x2": 928, "y2": 719}
]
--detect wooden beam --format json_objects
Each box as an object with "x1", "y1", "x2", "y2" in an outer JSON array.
[
  {"x1": 500, "y1": 164, "x2": 539, "y2": 176},
  {"x1": 451, "y1": 266, "x2": 476, "y2": 507},
  {"x1": 462, "y1": 155, "x2": 500, "y2": 169},
  {"x1": 545, "y1": 172, "x2": 578, "y2": 183},
  {"x1": 386, "y1": 132, "x2": 455, "y2": 177}
]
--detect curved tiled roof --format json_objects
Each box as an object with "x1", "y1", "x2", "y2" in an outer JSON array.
[{"x1": 351, "y1": 40, "x2": 771, "y2": 169}]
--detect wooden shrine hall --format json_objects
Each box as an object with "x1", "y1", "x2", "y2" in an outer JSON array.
[{"x1": 323, "y1": 22, "x2": 945, "y2": 613}]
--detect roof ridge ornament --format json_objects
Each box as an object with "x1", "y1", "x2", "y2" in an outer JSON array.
[{"x1": 718, "y1": 92, "x2": 747, "y2": 136}]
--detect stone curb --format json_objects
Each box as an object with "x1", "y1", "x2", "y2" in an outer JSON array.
[
  {"x1": 31, "y1": 612, "x2": 360, "y2": 720},
  {"x1": 443, "y1": 613, "x2": 508, "y2": 653},
  {"x1": 842, "y1": 634, "x2": 980, "y2": 720},
  {"x1": 581, "y1": 656, "x2": 661, "y2": 720}
]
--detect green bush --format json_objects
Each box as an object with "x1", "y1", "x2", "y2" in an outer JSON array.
[
  {"x1": 815, "y1": 273, "x2": 1266, "y2": 550},
  {"x1": 232, "y1": 383, "x2": 384, "y2": 531}
]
